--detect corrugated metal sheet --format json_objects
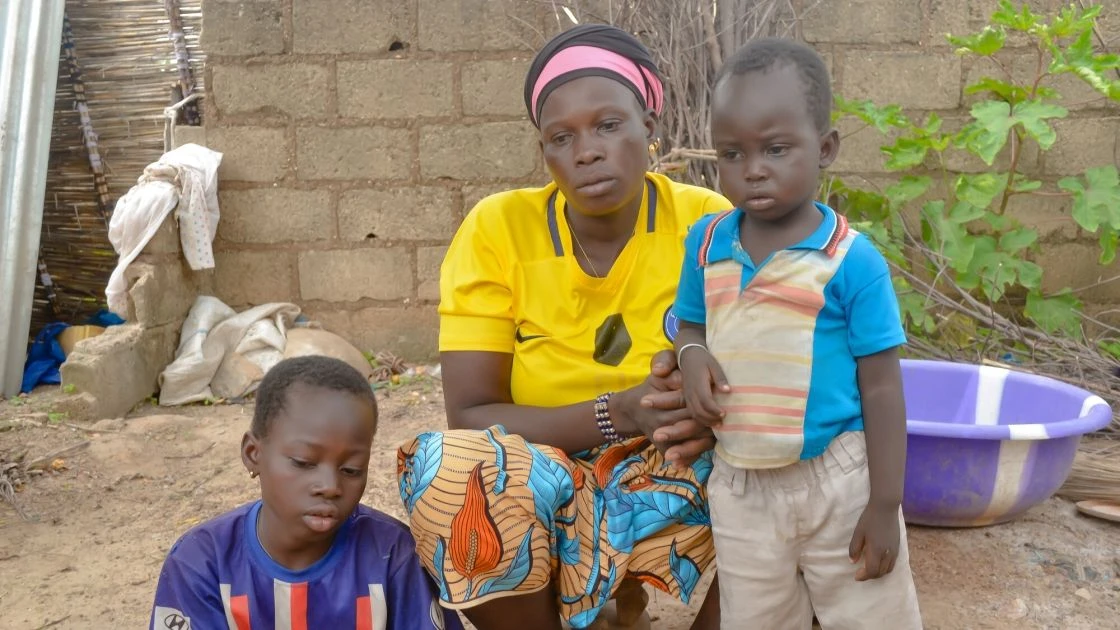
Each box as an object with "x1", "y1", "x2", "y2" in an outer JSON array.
[{"x1": 1, "y1": 1, "x2": 66, "y2": 397}]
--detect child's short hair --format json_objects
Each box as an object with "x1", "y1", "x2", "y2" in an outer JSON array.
[
  {"x1": 251, "y1": 355, "x2": 377, "y2": 438},
  {"x1": 715, "y1": 37, "x2": 832, "y2": 133}
]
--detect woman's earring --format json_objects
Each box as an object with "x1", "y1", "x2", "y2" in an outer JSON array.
[
  {"x1": 648, "y1": 137, "x2": 661, "y2": 163},
  {"x1": 249, "y1": 471, "x2": 258, "y2": 479}
]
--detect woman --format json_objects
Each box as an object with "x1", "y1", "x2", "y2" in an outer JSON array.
[{"x1": 397, "y1": 25, "x2": 730, "y2": 630}]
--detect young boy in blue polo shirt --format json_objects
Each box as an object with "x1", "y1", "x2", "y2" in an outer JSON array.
[{"x1": 673, "y1": 38, "x2": 922, "y2": 628}]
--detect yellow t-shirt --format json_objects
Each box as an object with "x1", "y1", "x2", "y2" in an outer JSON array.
[{"x1": 439, "y1": 172, "x2": 732, "y2": 408}]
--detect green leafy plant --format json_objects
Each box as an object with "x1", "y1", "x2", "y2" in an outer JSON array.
[{"x1": 828, "y1": 0, "x2": 1120, "y2": 342}]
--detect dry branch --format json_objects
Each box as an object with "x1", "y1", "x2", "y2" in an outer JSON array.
[{"x1": 25, "y1": 441, "x2": 90, "y2": 472}]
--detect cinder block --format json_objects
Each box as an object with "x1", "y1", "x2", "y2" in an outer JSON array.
[
  {"x1": 1043, "y1": 117, "x2": 1119, "y2": 176},
  {"x1": 968, "y1": 0, "x2": 1000, "y2": 19},
  {"x1": 218, "y1": 188, "x2": 334, "y2": 243},
  {"x1": 1084, "y1": 302, "x2": 1120, "y2": 337},
  {"x1": 462, "y1": 58, "x2": 532, "y2": 117},
  {"x1": 1051, "y1": 71, "x2": 1120, "y2": 112},
  {"x1": 1035, "y1": 241, "x2": 1120, "y2": 302},
  {"x1": 842, "y1": 52, "x2": 962, "y2": 110},
  {"x1": 60, "y1": 323, "x2": 180, "y2": 420},
  {"x1": 419, "y1": 122, "x2": 537, "y2": 179},
  {"x1": 298, "y1": 248, "x2": 413, "y2": 301},
  {"x1": 293, "y1": 0, "x2": 413, "y2": 53},
  {"x1": 1098, "y1": 4, "x2": 1120, "y2": 48},
  {"x1": 338, "y1": 60, "x2": 454, "y2": 119},
  {"x1": 304, "y1": 306, "x2": 439, "y2": 359},
  {"x1": 123, "y1": 261, "x2": 202, "y2": 328},
  {"x1": 418, "y1": 0, "x2": 539, "y2": 51},
  {"x1": 830, "y1": 117, "x2": 894, "y2": 174},
  {"x1": 416, "y1": 245, "x2": 448, "y2": 301},
  {"x1": 1004, "y1": 192, "x2": 1079, "y2": 241},
  {"x1": 296, "y1": 126, "x2": 412, "y2": 180},
  {"x1": 463, "y1": 184, "x2": 517, "y2": 215},
  {"x1": 172, "y1": 125, "x2": 208, "y2": 150},
  {"x1": 968, "y1": 0, "x2": 1058, "y2": 21},
  {"x1": 201, "y1": 1, "x2": 284, "y2": 56},
  {"x1": 214, "y1": 250, "x2": 297, "y2": 305},
  {"x1": 803, "y1": 0, "x2": 921, "y2": 44},
  {"x1": 541, "y1": 0, "x2": 613, "y2": 38},
  {"x1": 206, "y1": 126, "x2": 289, "y2": 182},
  {"x1": 338, "y1": 187, "x2": 457, "y2": 241},
  {"x1": 211, "y1": 63, "x2": 330, "y2": 118},
  {"x1": 926, "y1": 0, "x2": 973, "y2": 45},
  {"x1": 142, "y1": 216, "x2": 182, "y2": 256}
]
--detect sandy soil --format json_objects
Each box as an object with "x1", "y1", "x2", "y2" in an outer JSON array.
[{"x1": 1, "y1": 382, "x2": 1117, "y2": 630}]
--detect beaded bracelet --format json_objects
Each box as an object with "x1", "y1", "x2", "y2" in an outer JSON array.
[{"x1": 595, "y1": 392, "x2": 625, "y2": 444}]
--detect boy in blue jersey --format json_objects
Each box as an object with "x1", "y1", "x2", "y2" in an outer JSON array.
[
  {"x1": 150, "y1": 355, "x2": 463, "y2": 630},
  {"x1": 670, "y1": 39, "x2": 922, "y2": 628}
]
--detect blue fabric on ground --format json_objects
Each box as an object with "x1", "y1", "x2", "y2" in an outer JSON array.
[{"x1": 20, "y1": 323, "x2": 70, "y2": 394}]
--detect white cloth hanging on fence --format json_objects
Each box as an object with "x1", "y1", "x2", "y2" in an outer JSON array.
[{"x1": 105, "y1": 143, "x2": 222, "y2": 317}]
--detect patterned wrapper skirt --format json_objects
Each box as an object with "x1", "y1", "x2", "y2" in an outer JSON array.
[{"x1": 397, "y1": 426, "x2": 714, "y2": 628}]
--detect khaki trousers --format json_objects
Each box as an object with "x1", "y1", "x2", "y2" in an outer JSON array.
[{"x1": 709, "y1": 431, "x2": 923, "y2": 629}]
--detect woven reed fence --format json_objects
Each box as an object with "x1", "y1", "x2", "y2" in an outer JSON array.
[{"x1": 31, "y1": 0, "x2": 203, "y2": 335}]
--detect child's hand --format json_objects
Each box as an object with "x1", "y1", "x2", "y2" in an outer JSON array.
[
  {"x1": 678, "y1": 346, "x2": 730, "y2": 427},
  {"x1": 848, "y1": 502, "x2": 900, "y2": 581}
]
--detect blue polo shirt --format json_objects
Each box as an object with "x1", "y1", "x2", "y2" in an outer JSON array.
[{"x1": 674, "y1": 203, "x2": 906, "y2": 465}]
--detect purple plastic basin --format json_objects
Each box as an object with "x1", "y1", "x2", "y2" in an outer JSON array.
[{"x1": 901, "y1": 359, "x2": 1112, "y2": 527}]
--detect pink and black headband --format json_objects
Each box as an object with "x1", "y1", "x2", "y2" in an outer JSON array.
[{"x1": 524, "y1": 24, "x2": 664, "y2": 128}]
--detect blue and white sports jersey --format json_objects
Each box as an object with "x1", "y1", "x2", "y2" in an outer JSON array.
[{"x1": 150, "y1": 501, "x2": 464, "y2": 630}]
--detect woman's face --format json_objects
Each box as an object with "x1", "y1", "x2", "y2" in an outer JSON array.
[{"x1": 537, "y1": 76, "x2": 656, "y2": 218}]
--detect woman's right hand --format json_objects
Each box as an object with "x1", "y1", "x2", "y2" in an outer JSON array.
[{"x1": 613, "y1": 350, "x2": 717, "y2": 469}]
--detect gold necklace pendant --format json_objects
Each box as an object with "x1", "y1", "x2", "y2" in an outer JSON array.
[
  {"x1": 565, "y1": 206, "x2": 604, "y2": 277},
  {"x1": 569, "y1": 225, "x2": 601, "y2": 277}
]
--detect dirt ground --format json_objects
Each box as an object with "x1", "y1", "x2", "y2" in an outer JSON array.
[{"x1": 1, "y1": 382, "x2": 1117, "y2": 630}]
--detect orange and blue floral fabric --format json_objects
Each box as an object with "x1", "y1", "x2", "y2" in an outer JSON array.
[{"x1": 397, "y1": 426, "x2": 714, "y2": 628}]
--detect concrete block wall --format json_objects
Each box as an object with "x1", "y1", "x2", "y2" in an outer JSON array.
[
  {"x1": 195, "y1": 0, "x2": 554, "y2": 359},
  {"x1": 196, "y1": 0, "x2": 1120, "y2": 359}
]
